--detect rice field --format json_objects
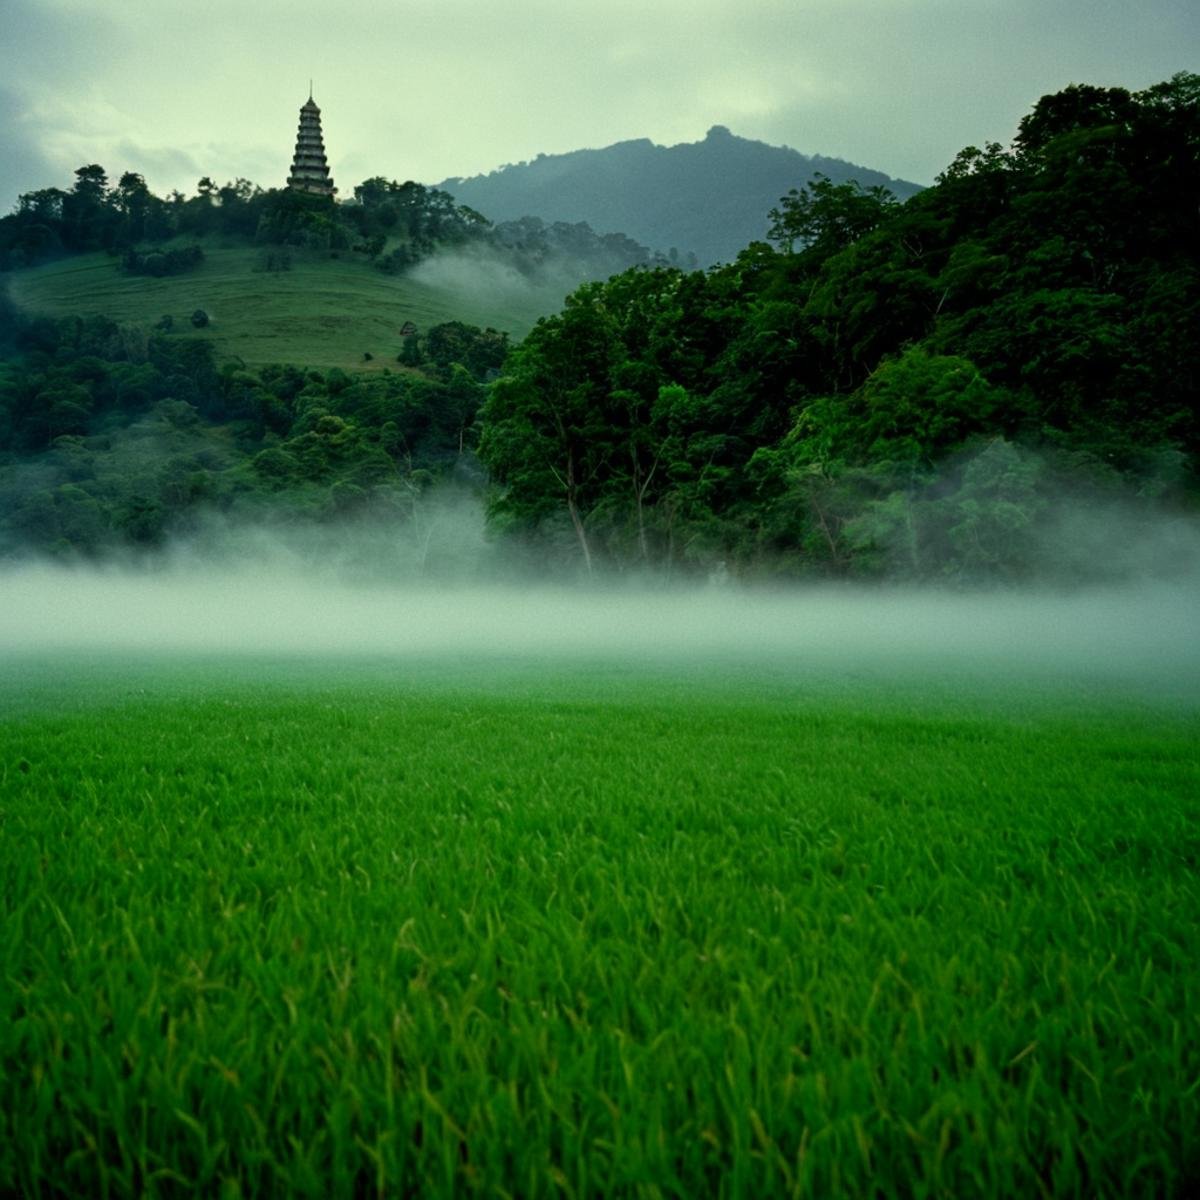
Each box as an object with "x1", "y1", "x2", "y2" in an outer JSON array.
[{"x1": 2, "y1": 649, "x2": 1197, "y2": 1197}]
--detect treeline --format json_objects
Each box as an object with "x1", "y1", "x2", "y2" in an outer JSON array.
[
  {"x1": 0, "y1": 170, "x2": 488, "y2": 264},
  {"x1": 2, "y1": 75, "x2": 1196, "y2": 580},
  {"x1": 1, "y1": 169, "x2": 662, "y2": 283},
  {"x1": 0, "y1": 301, "x2": 500, "y2": 558},
  {"x1": 1, "y1": 172, "x2": 266, "y2": 264},
  {"x1": 477, "y1": 74, "x2": 1200, "y2": 581}
]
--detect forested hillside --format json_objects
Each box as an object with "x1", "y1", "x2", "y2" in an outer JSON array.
[
  {"x1": 0, "y1": 171, "x2": 656, "y2": 281},
  {"x1": 0, "y1": 170, "x2": 663, "y2": 365},
  {"x1": 478, "y1": 75, "x2": 1200, "y2": 582},
  {"x1": 1, "y1": 75, "x2": 1196, "y2": 582},
  {"x1": 0, "y1": 299, "x2": 501, "y2": 562},
  {"x1": 438, "y1": 126, "x2": 923, "y2": 267}
]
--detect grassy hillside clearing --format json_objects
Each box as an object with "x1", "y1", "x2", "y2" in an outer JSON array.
[
  {"x1": 5, "y1": 246, "x2": 555, "y2": 370},
  {"x1": 2, "y1": 654, "x2": 1197, "y2": 1197}
]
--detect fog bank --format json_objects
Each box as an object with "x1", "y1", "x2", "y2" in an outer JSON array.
[
  {"x1": 406, "y1": 246, "x2": 597, "y2": 334},
  {"x1": 3, "y1": 561, "x2": 1197, "y2": 704}
]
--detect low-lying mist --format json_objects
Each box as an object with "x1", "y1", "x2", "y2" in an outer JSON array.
[
  {"x1": 4, "y1": 479, "x2": 1198, "y2": 708},
  {"x1": 406, "y1": 245, "x2": 618, "y2": 330},
  {"x1": 4, "y1": 536, "x2": 1198, "y2": 709}
]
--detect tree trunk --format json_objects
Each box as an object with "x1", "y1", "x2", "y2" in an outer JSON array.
[
  {"x1": 567, "y1": 494, "x2": 593, "y2": 576},
  {"x1": 632, "y1": 444, "x2": 660, "y2": 563},
  {"x1": 565, "y1": 450, "x2": 593, "y2": 576}
]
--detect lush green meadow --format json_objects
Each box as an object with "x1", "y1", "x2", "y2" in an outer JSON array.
[
  {"x1": 2, "y1": 653, "x2": 1198, "y2": 1197},
  {"x1": 5, "y1": 247, "x2": 554, "y2": 370}
]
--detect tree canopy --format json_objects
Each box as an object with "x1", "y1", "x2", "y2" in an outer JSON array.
[{"x1": 477, "y1": 73, "x2": 1200, "y2": 582}]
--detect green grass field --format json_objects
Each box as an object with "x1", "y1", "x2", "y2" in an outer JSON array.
[
  {"x1": 2, "y1": 652, "x2": 1197, "y2": 1197},
  {"x1": 5, "y1": 246, "x2": 557, "y2": 370}
]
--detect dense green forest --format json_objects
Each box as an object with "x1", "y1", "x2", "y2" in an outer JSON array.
[
  {"x1": 480, "y1": 74, "x2": 1200, "y2": 581},
  {"x1": 1, "y1": 74, "x2": 1197, "y2": 580},
  {"x1": 0, "y1": 298, "x2": 501, "y2": 559}
]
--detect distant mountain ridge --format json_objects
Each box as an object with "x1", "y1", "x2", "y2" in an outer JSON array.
[{"x1": 435, "y1": 126, "x2": 924, "y2": 267}]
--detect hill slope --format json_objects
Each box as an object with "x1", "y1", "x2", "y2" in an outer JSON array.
[
  {"x1": 437, "y1": 126, "x2": 924, "y2": 266},
  {"x1": 6, "y1": 245, "x2": 562, "y2": 370}
]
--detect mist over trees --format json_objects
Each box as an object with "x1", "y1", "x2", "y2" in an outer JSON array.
[
  {"x1": 0, "y1": 74, "x2": 1196, "y2": 582},
  {"x1": 0, "y1": 297, "x2": 500, "y2": 559}
]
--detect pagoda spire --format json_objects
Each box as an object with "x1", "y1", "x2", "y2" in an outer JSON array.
[{"x1": 287, "y1": 92, "x2": 336, "y2": 197}]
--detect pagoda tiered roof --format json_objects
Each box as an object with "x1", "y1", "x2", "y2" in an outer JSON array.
[{"x1": 287, "y1": 94, "x2": 335, "y2": 197}]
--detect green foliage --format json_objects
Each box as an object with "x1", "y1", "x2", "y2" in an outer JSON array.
[
  {"x1": 767, "y1": 173, "x2": 898, "y2": 259},
  {"x1": 477, "y1": 72, "x2": 1200, "y2": 580},
  {"x1": 398, "y1": 332, "x2": 422, "y2": 367},
  {"x1": 348, "y1": 178, "x2": 488, "y2": 254},
  {"x1": 792, "y1": 349, "x2": 1007, "y2": 467},
  {"x1": 423, "y1": 321, "x2": 509, "y2": 379},
  {"x1": 835, "y1": 440, "x2": 1051, "y2": 581},
  {"x1": 480, "y1": 271, "x2": 730, "y2": 571},
  {"x1": 252, "y1": 187, "x2": 343, "y2": 250},
  {"x1": 0, "y1": 311, "x2": 492, "y2": 557}
]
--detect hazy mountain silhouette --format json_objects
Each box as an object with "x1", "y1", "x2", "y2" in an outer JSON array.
[{"x1": 435, "y1": 126, "x2": 924, "y2": 267}]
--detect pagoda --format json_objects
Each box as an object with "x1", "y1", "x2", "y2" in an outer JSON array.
[{"x1": 287, "y1": 89, "x2": 336, "y2": 197}]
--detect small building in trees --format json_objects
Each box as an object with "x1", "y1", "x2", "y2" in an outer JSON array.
[{"x1": 287, "y1": 90, "x2": 336, "y2": 197}]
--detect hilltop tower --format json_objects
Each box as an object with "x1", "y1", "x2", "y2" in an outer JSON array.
[{"x1": 287, "y1": 90, "x2": 336, "y2": 197}]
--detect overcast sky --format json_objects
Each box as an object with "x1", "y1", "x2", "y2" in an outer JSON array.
[{"x1": 1, "y1": 0, "x2": 1196, "y2": 212}]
